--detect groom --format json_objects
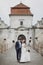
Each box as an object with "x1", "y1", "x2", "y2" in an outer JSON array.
[{"x1": 15, "y1": 39, "x2": 22, "y2": 62}]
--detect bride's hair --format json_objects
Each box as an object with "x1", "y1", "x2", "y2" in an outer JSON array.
[{"x1": 24, "y1": 40, "x2": 25, "y2": 43}]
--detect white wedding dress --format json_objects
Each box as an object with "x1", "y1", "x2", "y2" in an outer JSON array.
[{"x1": 20, "y1": 43, "x2": 30, "y2": 62}]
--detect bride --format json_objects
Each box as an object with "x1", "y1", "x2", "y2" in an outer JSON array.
[{"x1": 20, "y1": 40, "x2": 30, "y2": 62}]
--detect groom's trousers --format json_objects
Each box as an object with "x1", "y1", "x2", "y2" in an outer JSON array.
[{"x1": 16, "y1": 48, "x2": 21, "y2": 61}]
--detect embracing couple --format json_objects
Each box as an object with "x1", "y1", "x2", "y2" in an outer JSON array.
[
  {"x1": 15, "y1": 38, "x2": 22, "y2": 62},
  {"x1": 15, "y1": 38, "x2": 30, "y2": 63}
]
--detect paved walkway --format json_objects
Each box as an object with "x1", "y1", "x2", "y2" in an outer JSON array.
[{"x1": 0, "y1": 46, "x2": 43, "y2": 65}]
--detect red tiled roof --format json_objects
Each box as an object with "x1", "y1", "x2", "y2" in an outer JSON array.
[{"x1": 9, "y1": 3, "x2": 33, "y2": 16}]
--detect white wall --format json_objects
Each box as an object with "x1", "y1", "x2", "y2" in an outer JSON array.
[
  {"x1": 9, "y1": 15, "x2": 33, "y2": 45},
  {"x1": 10, "y1": 16, "x2": 33, "y2": 28}
]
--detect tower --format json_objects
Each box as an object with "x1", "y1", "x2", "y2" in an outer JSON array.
[{"x1": 9, "y1": 2, "x2": 33, "y2": 44}]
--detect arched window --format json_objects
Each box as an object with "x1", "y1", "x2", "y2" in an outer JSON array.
[{"x1": 20, "y1": 21, "x2": 23, "y2": 25}]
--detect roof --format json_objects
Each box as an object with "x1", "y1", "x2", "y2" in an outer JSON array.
[
  {"x1": 11, "y1": 3, "x2": 30, "y2": 9},
  {"x1": 9, "y1": 3, "x2": 33, "y2": 16}
]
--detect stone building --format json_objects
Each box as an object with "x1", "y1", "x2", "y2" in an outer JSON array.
[
  {"x1": 35, "y1": 18, "x2": 43, "y2": 55},
  {"x1": 0, "y1": 3, "x2": 34, "y2": 53},
  {"x1": 0, "y1": 18, "x2": 8, "y2": 52},
  {"x1": 0, "y1": 3, "x2": 43, "y2": 55},
  {"x1": 9, "y1": 3, "x2": 33, "y2": 45}
]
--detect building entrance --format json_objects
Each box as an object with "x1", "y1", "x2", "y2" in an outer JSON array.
[{"x1": 18, "y1": 34, "x2": 26, "y2": 42}]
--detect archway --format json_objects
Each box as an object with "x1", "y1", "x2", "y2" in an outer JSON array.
[{"x1": 18, "y1": 34, "x2": 26, "y2": 41}]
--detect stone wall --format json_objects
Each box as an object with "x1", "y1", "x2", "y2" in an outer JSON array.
[
  {"x1": 0, "y1": 39, "x2": 15, "y2": 53},
  {"x1": 35, "y1": 41, "x2": 43, "y2": 56}
]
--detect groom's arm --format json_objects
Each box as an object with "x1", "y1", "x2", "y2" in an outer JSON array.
[{"x1": 15, "y1": 41, "x2": 19, "y2": 50}]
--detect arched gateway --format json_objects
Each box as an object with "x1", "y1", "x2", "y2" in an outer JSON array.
[{"x1": 18, "y1": 34, "x2": 26, "y2": 41}]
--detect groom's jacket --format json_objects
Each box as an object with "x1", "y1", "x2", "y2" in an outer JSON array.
[{"x1": 15, "y1": 41, "x2": 21, "y2": 50}]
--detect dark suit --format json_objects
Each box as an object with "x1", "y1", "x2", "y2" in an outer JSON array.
[{"x1": 15, "y1": 41, "x2": 21, "y2": 61}]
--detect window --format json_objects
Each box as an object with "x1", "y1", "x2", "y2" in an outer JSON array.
[
  {"x1": 12, "y1": 40, "x2": 15, "y2": 43},
  {"x1": 30, "y1": 37, "x2": 32, "y2": 39},
  {"x1": 35, "y1": 37, "x2": 38, "y2": 40},
  {"x1": 20, "y1": 21, "x2": 23, "y2": 25},
  {"x1": 4, "y1": 38, "x2": 6, "y2": 40},
  {"x1": 29, "y1": 40, "x2": 31, "y2": 43}
]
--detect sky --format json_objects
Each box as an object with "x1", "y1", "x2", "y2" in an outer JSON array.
[{"x1": 0, "y1": 0, "x2": 43, "y2": 25}]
